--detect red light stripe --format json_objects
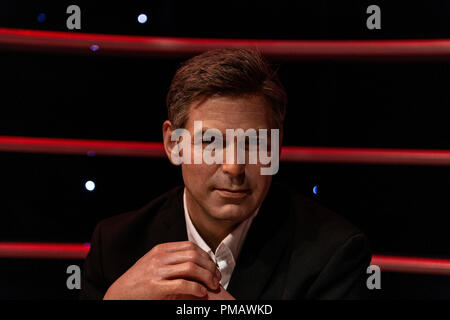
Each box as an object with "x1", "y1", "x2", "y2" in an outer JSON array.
[
  {"x1": 0, "y1": 242, "x2": 449, "y2": 275},
  {"x1": 281, "y1": 145, "x2": 450, "y2": 166},
  {"x1": 2, "y1": 28, "x2": 450, "y2": 60},
  {"x1": 0, "y1": 242, "x2": 90, "y2": 260},
  {"x1": 371, "y1": 255, "x2": 450, "y2": 275},
  {"x1": 0, "y1": 136, "x2": 165, "y2": 158},
  {"x1": 1, "y1": 136, "x2": 450, "y2": 166}
]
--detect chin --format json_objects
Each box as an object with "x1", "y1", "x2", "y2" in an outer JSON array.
[{"x1": 208, "y1": 203, "x2": 254, "y2": 222}]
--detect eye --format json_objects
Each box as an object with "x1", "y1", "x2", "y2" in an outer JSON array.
[
  {"x1": 202, "y1": 139, "x2": 211, "y2": 149},
  {"x1": 246, "y1": 137, "x2": 260, "y2": 151}
]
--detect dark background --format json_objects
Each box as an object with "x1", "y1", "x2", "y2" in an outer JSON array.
[{"x1": 1, "y1": 0, "x2": 450, "y2": 299}]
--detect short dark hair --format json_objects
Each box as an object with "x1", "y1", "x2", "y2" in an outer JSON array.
[{"x1": 166, "y1": 48, "x2": 287, "y2": 130}]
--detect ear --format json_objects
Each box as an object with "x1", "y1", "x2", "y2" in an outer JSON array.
[{"x1": 162, "y1": 120, "x2": 181, "y2": 166}]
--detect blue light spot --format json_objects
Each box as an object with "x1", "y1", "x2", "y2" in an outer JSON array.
[
  {"x1": 313, "y1": 185, "x2": 318, "y2": 195},
  {"x1": 37, "y1": 13, "x2": 46, "y2": 23},
  {"x1": 90, "y1": 44, "x2": 99, "y2": 52},
  {"x1": 137, "y1": 14, "x2": 148, "y2": 24},
  {"x1": 85, "y1": 180, "x2": 96, "y2": 192}
]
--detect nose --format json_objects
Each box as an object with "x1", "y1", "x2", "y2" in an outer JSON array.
[
  {"x1": 221, "y1": 137, "x2": 246, "y2": 178},
  {"x1": 221, "y1": 163, "x2": 245, "y2": 177}
]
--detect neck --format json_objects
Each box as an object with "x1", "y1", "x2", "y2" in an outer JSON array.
[{"x1": 185, "y1": 189, "x2": 237, "y2": 252}]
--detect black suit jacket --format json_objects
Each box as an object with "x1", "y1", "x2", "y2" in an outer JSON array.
[{"x1": 80, "y1": 183, "x2": 372, "y2": 299}]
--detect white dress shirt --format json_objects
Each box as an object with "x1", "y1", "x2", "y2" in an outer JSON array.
[{"x1": 183, "y1": 188, "x2": 259, "y2": 289}]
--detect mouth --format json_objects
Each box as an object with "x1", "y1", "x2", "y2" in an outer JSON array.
[{"x1": 214, "y1": 188, "x2": 250, "y2": 199}]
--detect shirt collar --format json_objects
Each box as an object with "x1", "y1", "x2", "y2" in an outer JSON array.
[{"x1": 183, "y1": 188, "x2": 259, "y2": 262}]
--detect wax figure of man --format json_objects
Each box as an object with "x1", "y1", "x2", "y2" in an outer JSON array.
[{"x1": 80, "y1": 48, "x2": 371, "y2": 300}]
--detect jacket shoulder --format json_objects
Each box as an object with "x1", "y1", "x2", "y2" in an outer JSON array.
[
  {"x1": 271, "y1": 183, "x2": 367, "y2": 258},
  {"x1": 289, "y1": 187, "x2": 362, "y2": 242},
  {"x1": 85, "y1": 186, "x2": 185, "y2": 286},
  {"x1": 277, "y1": 184, "x2": 361, "y2": 240},
  {"x1": 96, "y1": 185, "x2": 183, "y2": 237},
  {"x1": 272, "y1": 184, "x2": 371, "y2": 299}
]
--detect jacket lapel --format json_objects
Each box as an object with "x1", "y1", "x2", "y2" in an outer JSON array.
[{"x1": 227, "y1": 184, "x2": 292, "y2": 299}]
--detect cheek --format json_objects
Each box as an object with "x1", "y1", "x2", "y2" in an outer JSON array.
[
  {"x1": 245, "y1": 166, "x2": 272, "y2": 201},
  {"x1": 181, "y1": 164, "x2": 216, "y2": 190},
  {"x1": 247, "y1": 165, "x2": 271, "y2": 186},
  {"x1": 257, "y1": 176, "x2": 272, "y2": 197}
]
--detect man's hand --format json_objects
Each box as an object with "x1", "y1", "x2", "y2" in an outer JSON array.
[
  {"x1": 173, "y1": 284, "x2": 236, "y2": 300},
  {"x1": 103, "y1": 241, "x2": 222, "y2": 300},
  {"x1": 206, "y1": 285, "x2": 235, "y2": 300}
]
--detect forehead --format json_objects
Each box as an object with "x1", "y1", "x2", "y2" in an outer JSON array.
[{"x1": 185, "y1": 95, "x2": 273, "y2": 131}]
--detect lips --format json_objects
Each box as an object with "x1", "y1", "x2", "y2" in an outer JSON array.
[{"x1": 214, "y1": 188, "x2": 250, "y2": 199}]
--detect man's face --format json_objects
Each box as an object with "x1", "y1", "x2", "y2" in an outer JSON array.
[{"x1": 180, "y1": 94, "x2": 276, "y2": 224}]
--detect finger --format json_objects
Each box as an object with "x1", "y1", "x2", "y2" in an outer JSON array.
[
  {"x1": 206, "y1": 285, "x2": 235, "y2": 300},
  {"x1": 164, "y1": 249, "x2": 220, "y2": 280},
  {"x1": 162, "y1": 262, "x2": 220, "y2": 291},
  {"x1": 166, "y1": 279, "x2": 208, "y2": 298},
  {"x1": 163, "y1": 241, "x2": 210, "y2": 259},
  {"x1": 160, "y1": 241, "x2": 221, "y2": 279},
  {"x1": 153, "y1": 241, "x2": 221, "y2": 282}
]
